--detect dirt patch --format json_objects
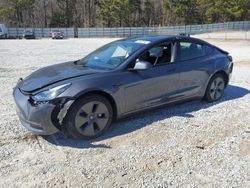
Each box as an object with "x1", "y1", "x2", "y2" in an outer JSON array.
[{"x1": 0, "y1": 38, "x2": 249, "y2": 187}]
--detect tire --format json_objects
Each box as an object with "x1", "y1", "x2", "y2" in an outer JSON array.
[
  {"x1": 63, "y1": 95, "x2": 113, "y2": 139},
  {"x1": 204, "y1": 74, "x2": 226, "y2": 102}
]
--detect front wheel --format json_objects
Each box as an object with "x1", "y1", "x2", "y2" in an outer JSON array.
[
  {"x1": 204, "y1": 74, "x2": 226, "y2": 102},
  {"x1": 64, "y1": 95, "x2": 113, "y2": 139}
]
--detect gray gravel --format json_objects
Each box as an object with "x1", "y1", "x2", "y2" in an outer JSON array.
[{"x1": 0, "y1": 38, "x2": 249, "y2": 188}]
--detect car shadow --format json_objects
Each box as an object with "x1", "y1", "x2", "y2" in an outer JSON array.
[{"x1": 44, "y1": 85, "x2": 249, "y2": 149}]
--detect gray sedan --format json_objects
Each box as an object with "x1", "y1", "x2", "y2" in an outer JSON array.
[
  {"x1": 13, "y1": 36, "x2": 233, "y2": 139},
  {"x1": 51, "y1": 30, "x2": 64, "y2": 39}
]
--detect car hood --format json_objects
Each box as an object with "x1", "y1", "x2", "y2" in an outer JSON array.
[{"x1": 19, "y1": 61, "x2": 98, "y2": 93}]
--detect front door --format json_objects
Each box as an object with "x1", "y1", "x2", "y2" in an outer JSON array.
[{"x1": 122, "y1": 41, "x2": 181, "y2": 113}]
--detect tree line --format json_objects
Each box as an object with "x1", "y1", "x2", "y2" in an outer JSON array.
[{"x1": 0, "y1": 0, "x2": 249, "y2": 28}]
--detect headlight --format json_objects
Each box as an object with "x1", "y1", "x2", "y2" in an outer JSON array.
[{"x1": 32, "y1": 83, "x2": 71, "y2": 102}]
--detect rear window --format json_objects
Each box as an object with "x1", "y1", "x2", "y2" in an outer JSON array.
[{"x1": 179, "y1": 42, "x2": 211, "y2": 61}]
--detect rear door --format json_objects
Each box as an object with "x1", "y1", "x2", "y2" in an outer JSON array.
[{"x1": 176, "y1": 39, "x2": 213, "y2": 98}]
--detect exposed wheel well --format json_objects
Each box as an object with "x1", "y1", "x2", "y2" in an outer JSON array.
[
  {"x1": 213, "y1": 70, "x2": 229, "y2": 86},
  {"x1": 74, "y1": 91, "x2": 117, "y2": 120}
]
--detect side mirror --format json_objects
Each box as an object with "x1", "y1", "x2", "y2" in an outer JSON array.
[{"x1": 133, "y1": 61, "x2": 153, "y2": 70}]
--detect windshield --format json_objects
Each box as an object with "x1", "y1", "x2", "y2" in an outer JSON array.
[{"x1": 76, "y1": 40, "x2": 146, "y2": 70}]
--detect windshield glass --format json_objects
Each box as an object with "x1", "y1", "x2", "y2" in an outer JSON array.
[{"x1": 76, "y1": 40, "x2": 146, "y2": 70}]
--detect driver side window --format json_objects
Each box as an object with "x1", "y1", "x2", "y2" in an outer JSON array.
[{"x1": 138, "y1": 42, "x2": 175, "y2": 66}]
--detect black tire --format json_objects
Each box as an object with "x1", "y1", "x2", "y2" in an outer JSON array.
[
  {"x1": 204, "y1": 73, "x2": 226, "y2": 102},
  {"x1": 63, "y1": 95, "x2": 113, "y2": 139}
]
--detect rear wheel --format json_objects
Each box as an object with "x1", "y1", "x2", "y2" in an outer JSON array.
[
  {"x1": 204, "y1": 74, "x2": 226, "y2": 102},
  {"x1": 64, "y1": 95, "x2": 113, "y2": 139}
]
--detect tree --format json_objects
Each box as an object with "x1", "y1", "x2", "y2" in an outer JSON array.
[
  {"x1": 49, "y1": 11, "x2": 67, "y2": 27},
  {"x1": 113, "y1": 0, "x2": 140, "y2": 26},
  {"x1": 97, "y1": 0, "x2": 117, "y2": 27},
  {"x1": 0, "y1": 0, "x2": 249, "y2": 27},
  {"x1": 169, "y1": 0, "x2": 201, "y2": 24},
  {"x1": 0, "y1": 0, "x2": 36, "y2": 27},
  {"x1": 97, "y1": 0, "x2": 141, "y2": 27},
  {"x1": 55, "y1": 0, "x2": 76, "y2": 27}
]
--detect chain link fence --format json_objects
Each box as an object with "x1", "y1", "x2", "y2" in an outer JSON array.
[{"x1": 7, "y1": 21, "x2": 250, "y2": 39}]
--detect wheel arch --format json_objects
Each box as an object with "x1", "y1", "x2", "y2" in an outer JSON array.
[
  {"x1": 213, "y1": 70, "x2": 229, "y2": 86},
  {"x1": 73, "y1": 90, "x2": 118, "y2": 120},
  {"x1": 203, "y1": 69, "x2": 229, "y2": 101}
]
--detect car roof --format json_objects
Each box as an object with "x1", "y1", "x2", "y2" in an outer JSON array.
[
  {"x1": 123, "y1": 35, "x2": 210, "y2": 46},
  {"x1": 127, "y1": 36, "x2": 176, "y2": 42}
]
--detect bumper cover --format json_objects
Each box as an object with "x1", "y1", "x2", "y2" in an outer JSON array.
[
  {"x1": 53, "y1": 36, "x2": 63, "y2": 39},
  {"x1": 13, "y1": 88, "x2": 59, "y2": 135}
]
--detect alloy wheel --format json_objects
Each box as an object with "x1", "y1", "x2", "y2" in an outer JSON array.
[
  {"x1": 75, "y1": 101, "x2": 109, "y2": 136},
  {"x1": 209, "y1": 77, "x2": 225, "y2": 101}
]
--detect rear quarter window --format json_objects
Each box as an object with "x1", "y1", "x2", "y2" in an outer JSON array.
[
  {"x1": 179, "y1": 42, "x2": 211, "y2": 61},
  {"x1": 204, "y1": 45, "x2": 213, "y2": 55}
]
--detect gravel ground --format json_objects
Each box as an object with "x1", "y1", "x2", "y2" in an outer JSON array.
[{"x1": 0, "y1": 38, "x2": 249, "y2": 188}]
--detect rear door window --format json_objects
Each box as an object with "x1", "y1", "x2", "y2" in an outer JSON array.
[{"x1": 178, "y1": 42, "x2": 207, "y2": 61}]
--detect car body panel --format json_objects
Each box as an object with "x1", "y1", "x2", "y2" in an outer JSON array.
[
  {"x1": 13, "y1": 88, "x2": 59, "y2": 134},
  {"x1": 122, "y1": 63, "x2": 180, "y2": 112},
  {"x1": 19, "y1": 61, "x2": 103, "y2": 93},
  {"x1": 177, "y1": 55, "x2": 214, "y2": 98},
  {"x1": 13, "y1": 36, "x2": 233, "y2": 135}
]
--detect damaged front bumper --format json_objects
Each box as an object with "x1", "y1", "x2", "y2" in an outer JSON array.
[{"x1": 13, "y1": 87, "x2": 73, "y2": 135}]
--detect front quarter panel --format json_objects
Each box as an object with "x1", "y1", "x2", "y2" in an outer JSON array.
[{"x1": 58, "y1": 72, "x2": 126, "y2": 117}]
